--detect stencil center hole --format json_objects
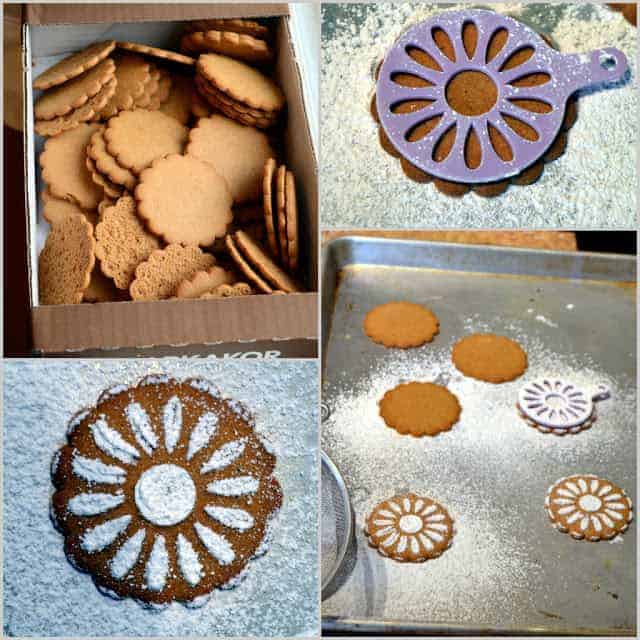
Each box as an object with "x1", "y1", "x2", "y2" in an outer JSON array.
[
  {"x1": 445, "y1": 71, "x2": 497, "y2": 116},
  {"x1": 545, "y1": 393, "x2": 567, "y2": 410}
]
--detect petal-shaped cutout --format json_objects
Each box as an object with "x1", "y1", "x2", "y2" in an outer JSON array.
[
  {"x1": 381, "y1": 531, "x2": 398, "y2": 547},
  {"x1": 426, "y1": 528, "x2": 444, "y2": 543},
  {"x1": 413, "y1": 499, "x2": 424, "y2": 513},
  {"x1": 605, "y1": 508, "x2": 624, "y2": 520},
  {"x1": 488, "y1": 123, "x2": 513, "y2": 162},
  {"x1": 486, "y1": 28, "x2": 508, "y2": 63},
  {"x1": 388, "y1": 501, "x2": 402, "y2": 514},
  {"x1": 125, "y1": 402, "x2": 158, "y2": 456},
  {"x1": 396, "y1": 535, "x2": 407, "y2": 553},
  {"x1": 577, "y1": 478, "x2": 588, "y2": 493},
  {"x1": 462, "y1": 21, "x2": 478, "y2": 60},
  {"x1": 418, "y1": 532, "x2": 434, "y2": 551},
  {"x1": 163, "y1": 396, "x2": 182, "y2": 453},
  {"x1": 205, "y1": 505, "x2": 255, "y2": 532},
  {"x1": 373, "y1": 518, "x2": 395, "y2": 526},
  {"x1": 557, "y1": 505, "x2": 577, "y2": 515},
  {"x1": 68, "y1": 491, "x2": 125, "y2": 516},
  {"x1": 402, "y1": 498, "x2": 411, "y2": 512},
  {"x1": 591, "y1": 515, "x2": 602, "y2": 532},
  {"x1": 177, "y1": 533, "x2": 203, "y2": 586},
  {"x1": 200, "y1": 438, "x2": 247, "y2": 474},
  {"x1": 502, "y1": 114, "x2": 539, "y2": 141},
  {"x1": 110, "y1": 528, "x2": 146, "y2": 579},
  {"x1": 432, "y1": 27, "x2": 455, "y2": 61},
  {"x1": 373, "y1": 525, "x2": 395, "y2": 538},
  {"x1": 194, "y1": 522, "x2": 235, "y2": 565},
  {"x1": 390, "y1": 72, "x2": 433, "y2": 88},
  {"x1": 81, "y1": 515, "x2": 132, "y2": 552},
  {"x1": 580, "y1": 516, "x2": 590, "y2": 531},
  {"x1": 425, "y1": 513, "x2": 445, "y2": 522},
  {"x1": 409, "y1": 537, "x2": 419, "y2": 554},
  {"x1": 421, "y1": 504, "x2": 437, "y2": 517},
  {"x1": 509, "y1": 72, "x2": 551, "y2": 87},
  {"x1": 500, "y1": 46, "x2": 535, "y2": 71},
  {"x1": 72, "y1": 454, "x2": 127, "y2": 485},
  {"x1": 145, "y1": 535, "x2": 169, "y2": 591},
  {"x1": 391, "y1": 99, "x2": 435, "y2": 114},
  {"x1": 186, "y1": 412, "x2": 219, "y2": 461},
  {"x1": 566, "y1": 510, "x2": 583, "y2": 524},
  {"x1": 405, "y1": 114, "x2": 443, "y2": 142},
  {"x1": 406, "y1": 46, "x2": 442, "y2": 71},
  {"x1": 508, "y1": 98, "x2": 552, "y2": 114},
  {"x1": 600, "y1": 513, "x2": 615, "y2": 528},
  {"x1": 604, "y1": 493, "x2": 623, "y2": 502},
  {"x1": 433, "y1": 124, "x2": 457, "y2": 162},
  {"x1": 90, "y1": 417, "x2": 140, "y2": 465},
  {"x1": 464, "y1": 127, "x2": 482, "y2": 169},
  {"x1": 207, "y1": 475, "x2": 259, "y2": 496}
]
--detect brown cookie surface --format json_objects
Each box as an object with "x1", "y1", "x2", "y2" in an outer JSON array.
[
  {"x1": 365, "y1": 493, "x2": 454, "y2": 562},
  {"x1": 545, "y1": 475, "x2": 633, "y2": 541},
  {"x1": 181, "y1": 30, "x2": 273, "y2": 64},
  {"x1": 379, "y1": 381, "x2": 461, "y2": 437},
  {"x1": 50, "y1": 375, "x2": 282, "y2": 606},
  {"x1": 176, "y1": 266, "x2": 238, "y2": 299},
  {"x1": 129, "y1": 245, "x2": 216, "y2": 301},
  {"x1": 452, "y1": 333, "x2": 527, "y2": 383},
  {"x1": 116, "y1": 41, "x2": 195, "y2": 66},
  {"x1": 262, "y1": 158, "x2": 279, "y2": 259},
  {"x1": 135, "y1": 154, "x2": 233, "y2": 246},
  {"x1": 38, "y1": 214, "x2": 95, "y2": 305},
  {"x1": 364, "y1": 301, "x2": 439, "y2": 348}
]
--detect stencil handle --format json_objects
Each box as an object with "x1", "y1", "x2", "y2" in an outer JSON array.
[{"x1": 560, "y1": 47, "x2": 628, "y2": 93}]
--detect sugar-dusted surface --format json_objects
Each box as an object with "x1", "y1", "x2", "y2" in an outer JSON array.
[
  {"x1": 3, "y1": 359, "x2": 318, "y2": 637},
  {"x1": 322, "y1": 263, "x2": 636, "y2": 632},
  {"x1": 321, "y1": 3, "x2": 637, "y2": 228}
]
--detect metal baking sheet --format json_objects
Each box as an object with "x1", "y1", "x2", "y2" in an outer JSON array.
[{"x1": 321, "y1": 237, "x2": 636, "y2": 635}]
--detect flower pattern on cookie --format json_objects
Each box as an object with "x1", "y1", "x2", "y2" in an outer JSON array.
[
  {"x1": 51, "y1": 375, "x2": 282, "y2": 608},
  {"x1": 545, "y1": 475, "x2": 633, "y2": 541},
  {"x1": 365, "y1": 493, "x2": 454, "y2": 562}
]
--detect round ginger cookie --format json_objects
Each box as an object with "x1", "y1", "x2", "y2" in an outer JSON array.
[
  {"x1": 42, "y1": 194, "x2": 98, "y2": 227},
  {"x1": 95, "y1": 195, "x2": 160, "y2": 289},
  {"x1": 262, "y1": 158, "x2": 279, "y2": 259},
  {"x1": 135, "y1": 154, "x2": 233, "y2": 246},
  {"x1": 452, "y1": 333, "x2": 527, "y2": 383},
  {"x1": 104, "y1": 109, "x2": 189, "y2": 175},
  {"x1": 365, "y1": 493, "x2": 454, "y2": 562},
  {"x1": 34, "y1": 58, "x2": 115, "y2": 121},
  {"x1": 87, "y1": 127, "x2": 137, "y2": 191},
  {"x1": 197, "y1": 53, "x2": 285, "y2": 112},
  {"x1": 364, "y1": 301, "x2": 439, "y2": 348},
  {"x1": 34, "y1": 40, "x2": 116, "y2": 90},
  {"x1": 50, "y1": 375, "x2": 282, "y2": 607},
  {"x1": 130, "y1": 244, "x2": 216, "y2": 300},
  {"x1": 99, "y1": 54, "x2": 152, "y2": 118},
  {"x1": 545, "y1": 475, "x2": 633, "y2": 541},
  {"x1": 176, "y1": 266, "x2": 238, "y2": 299},
  {"x1": 379, "y1": 381, "x2": 461, "y2": 437},
  {"x1": 181, "y1": 30, "x2": 273, "y2": 64},
  {"x1": 186, "y1": 18, "x2": 270, "y2": 40},
  {"x1": 40, "y1": 122, "x2": 104, "y2": 210},
  {"x1": 116, "y1": 41, "x2": 195, "y2": 66},
  {"x1": 284, "y1": 171, "x2": 299, "y2": 272},
  {"x1": 225, "y1": 234, "x2": 273, "y2": 294},
  {"x1": 186, "y1": 114, "x2": 275, "y2": 204},
  {"x1": 275, "y1": 164, "x2": 288, "y2": 268},
  {"x1": 38, "y1": 213, "x2": 95, "y2": 305}
]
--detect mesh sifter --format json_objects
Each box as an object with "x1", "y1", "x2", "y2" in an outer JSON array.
[
  {"x1": 321, "y1": 450, "x2": 353, "y2": 596},
  {"x1": 376, "y1": 9, "x2": 628, "y2": 183}
]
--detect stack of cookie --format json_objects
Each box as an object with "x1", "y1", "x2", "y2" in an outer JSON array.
[{"x1": 35, "y1": 21, "x2": 305, "y2": 305}]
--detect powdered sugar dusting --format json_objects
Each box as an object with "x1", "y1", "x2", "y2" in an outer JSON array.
[
  {"x1": 201, "y1": 438, "x2": 246, "y2": 474},
  {"x1": 186, "y1": 412, "x2": 219, "y2": 461},
  {"x1": 204, "y1": 505, "x2": 254, "y2": 532},
  {"x1": 4, "y1": 360, "x2": 318, "y2": 636},
  {"x1": 110, "y1": 529, "x2": 146, "y2": 580},
  {"x1": 321, "y1": 2, "x2": 636, "y2": 228},
  {"x1": 194, "y1": 522, "x2": 235, "y2": 566},
  {"x1": 125, "y1": 402, "x2": 158, "y2": 456},
  {"x1": 68, "y1": 491, "x2": 124, "y2": 516},
  {"x1": 72, "y1": 454, "x2": 126, "y2": 485},
  {"x1": 176, "y1": 533, "x2": 203, "y2": 587},
  {"x1": 145, "y1": 535, "x2": 169, "y2": 592},
  {"x1": 163, "y1": 396, "x2": 182, "y2": 454},
  {"x1": 81, "y1": 515, "x2": 132, "y2": 553},
  {"x1": 90, "y1": 417, "x2": 140, "y2": 465},
  {"x1": 207, "y1": 475, "x2": 259, "y2": 497}
]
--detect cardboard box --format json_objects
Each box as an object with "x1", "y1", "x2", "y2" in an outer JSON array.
[{"x1": 21, "y1": 3, "x2": 318, "y2": 356}]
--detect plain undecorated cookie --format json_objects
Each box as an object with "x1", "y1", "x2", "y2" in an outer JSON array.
[
  {"x1": 95, "y1": 195, "x2": 160, "y2": 289},
  {"x1": 135, "y1": 154, "x2": 233, "y2": 246},
  {"x1": 452, "y1": 333, "x2": 527, "y2": 383},
  {"x1": 364, "y1": 301, "x2": 440, "y2": 348},
  {"x1": 365, "y1": 493, "x2": 455, "y2": 562},
  {"x1": 129, "y1": 244, "x2": 216, "y2": 300},
  {"x1": 186, "y1": 114, "x2": 275, "y2": 204},
  {"x1": 40, "y1": 122, "x2": 104, "y2": 210},
  {"x1": 38, "y1": 214, "x2": 95, "y2": 305},
  {"x1": 379, "y1": 381, "x2": 461, "y2": 437}
]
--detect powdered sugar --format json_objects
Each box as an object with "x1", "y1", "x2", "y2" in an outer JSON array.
[
  {"x1": 204, "y1": 505, "x2": 255, "y2": 532},
  {"x1": 145, "y1": 535, "x2": 169, "y2": 591},
  {"x1": 125, "y1": 402, "x2": 158, "y2": 456},
  {"x1": 81, "y1": 515, "x2": 132, "y2": 553},
  {"x1": 321, "y1": 2, "x2": 636, "y2": 228},
  {"x1": 176, "y1": 533, "x2": 203, "y2": 587},
  {"x1": 200, "y1": 438, "x2": 246, "y2": 474},
  {"x1": 90, "y1": 417, "x2": 140, "y2": 465},
  {"x1": 68, "y1": 491, "x2": 124, "y2": 516},
  {"x1": 207, "y1": 475, "x2": 259, "y2": 497},
  {"x1": 72, "y1": 454, "x2": 126, "y2": 485},
  {"x1": 186, "y1": 412, "x2": 218, "y2": 461},
  {"x1": 4, "y1": 360, "x2": 318, "y2": 636},
  {"x1": 163, "y1": 396, "x2": 182, "y2": 454},
  {"x1": 110, "y1": 529, "x2": 146, "y2": 579},
  {"x1": 193, "y1": 522, "x2": 235, "y2": 565}
]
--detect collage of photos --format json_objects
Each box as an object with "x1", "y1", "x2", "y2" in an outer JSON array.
[{"x1": 2, "y1": 2, "x2": 637, "y2": 639}]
